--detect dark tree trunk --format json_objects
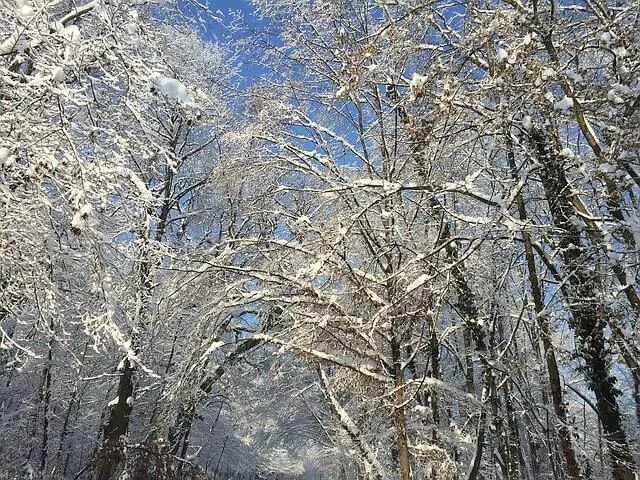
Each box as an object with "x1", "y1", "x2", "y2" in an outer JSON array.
[
  {"x1": 391, "y1": 330, "x2": 413, "y2": 480},
  {"x1": 97, "y1": 358, "x2": 134, "y2": 480},
  {"x1": 506, "y1": 136, "x2": 582, "y2": 479},
  {"x1": 39, "y1": 333, "x2": 53, "y2": 478},
  {"x1": 532, "y1": 126, "x2": 635, "y2": 480}
]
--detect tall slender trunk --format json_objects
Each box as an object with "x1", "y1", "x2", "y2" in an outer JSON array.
[
  {"x1": 95, "y1": 126, "x2": 180, "y2": 478},
  {"x1": 391, "y1": 330, "x2": 413, "y2": 480},
  {"x1": 467, "y1": 404, "x2": 487, "y2": 480},
  {"x1": 506, "y1": 136, "x2": 582, "y2": 479},
  {"x1": 429, "y1": 316, "x2": 440, "y2": 427},
  {"x1": 97, "y1": 237, "x2": 150, "y2": 480},
  {"x1": 39, "y1": 331, "x2": 53, "y2": 479},
  {"x1": 375, "y1": 85, "x2": 413, "y2": 480},
  {"x1": 441, "y1": 222, "x2": 495, "y2": 479},
  {"x1": 463, "y1": 329, "x2": 476, "y2": 396},
  {"x1": 531, "y1": 125, "x2": 634, "y2": 480},
  {"x1": 611, "y1": 331, "x2": 640, "y2": 429},
  {"x1": 496, "y1": 314, "x2": 521, "y2": 480}
]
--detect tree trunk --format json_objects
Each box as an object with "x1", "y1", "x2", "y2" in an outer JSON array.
[
  {"x1": 391, "y1": 331, "x2": 413, "y2": 480},
  {"x1": 506, "y1": 136, "x2": 582, "y2": 480},
  {"x1": 97, "y1": 358, "x2": 134, "y2": 480},
  {"x1": 532, "y1": 125, "x2": 635, "y2": 480},
  {"x1": 39, "y1": 332, "x2": 53, "y2": 479}
]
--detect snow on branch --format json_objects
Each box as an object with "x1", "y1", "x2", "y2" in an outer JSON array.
[
  {"x1": 317, "y1": 367, "x2": 384, "y2": 480},
  {"x1": 252, "y1": 333, "x2": 389, "y2": 383}
]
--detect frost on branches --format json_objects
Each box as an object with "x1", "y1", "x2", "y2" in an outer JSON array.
[{"x1": 2, "y1": 0, "x2": 640, "y2": 479}]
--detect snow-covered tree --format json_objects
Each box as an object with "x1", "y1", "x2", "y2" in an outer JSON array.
[{"x1": 2, "y1": 0, "x2": 639, "y2": 478}]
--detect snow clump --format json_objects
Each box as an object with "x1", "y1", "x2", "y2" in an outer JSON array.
[
  {"x1": 409, "y1": 72, "x2": 428, "y2": 99},
  {"x1": 71, "y1": 203, "x2": 92, "y2": 233},
  {"x1": 0, "y1": 147, "x2": 10, "y2": 165},
  {"x1": 51, "y1": 66, "x2": 65, "y2": 83},
  {"x1": 0, "y1": 31, "x2": 30, "y2": 54},
  {"x1": 496, "y1": 48, "x2": 508, "y2": 63},
  {"x1": 541, "y1": 68, "x2": 555, "y2": 81},
  {"x1": 150, "y1": 73, "x2": 193, "y2": 103},
  {"x1": 607, "y1": 83, "x2": 631, "y2": 104},
  {"x1": 554, "y1": 95, "x2": 574, "y2": 113},
  {"x1": 15, "y1": 0, "x2": 35, "y2": 19},
  {"x1": 61, "y1": 25, "x2": 81, "y2": 61}
]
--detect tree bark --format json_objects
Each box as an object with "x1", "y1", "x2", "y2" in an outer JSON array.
[
  {"x1": 506, "y1": 136, "x2": 582, "y2": 480},
  {"x1": 531, "y1": 125, "x2": 635, "y2": 480},
  {"x1": 391, "y1": 330, "x2": 413, "y2": 480},
  {"x1": 97, "y1": 359, "x2": 134, "y2": 480}
]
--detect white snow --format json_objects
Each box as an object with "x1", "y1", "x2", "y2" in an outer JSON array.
[
  {"x1": 0, "y1": 147, "x2": 10, "y2": 165},
  {"x1": 410, "y1": 72, "x2": 428, "y2": 88},
  {"x1": 410, "y1": 72, "x2": 428, "y2": 99},
  {"x1": 17, "y1": 4, "x2": 35, "y2": 18},
  {"x1": 554, "y1": 95, "x2": 574, "y2": 113},
  {"x1": 607, "y1": 89, "x2": 624, "y2": 104},
  {"x1": 611, "y1": 83, "x2": 631, "y2": 95},
  {"x1": 187, "y1": 340, "x2": 225, "y2": 376},
  {"x1": 71, "y1": 203, "x2": 92, "y2": 231},
  {"x1": 15, "y1": 0, "x2": 35, "y2": 19},
  {"x1": 79, "y1": 203, "x2": 92, "y2": 216},
  {"x1": 123, "y1": 23, "x2": 138, "y2": 35},
  {"x1": 522, "y1": 115, "x2": 532, "y2": 131},
  {"x1": 496, "y1": 48, "x2": 508, "y2": 62},
  {"x1": 541, "y1": 68, "x2": 555, "y2": 81},
  {"x1": 522, "y1": 34, "x2": 532, "y2": 45},
  {"x1": 150, "y1": 73, "x2": 193, "y2": 103},
  {"x1": 607, "y1": 83, "x2": 631, "y2": 104},
  {"x1": 407, "y1": 274, "x2": 428, "y2": 293},
  {"x1": 613, "y1": 46, "x2": 627, "y2": 58},
  {"x1": 364, "y1": 288, "x2": 385, "y2": 306},
  {"x1": 122, "y1": 168, "x2": 154, "y2": 201},
  {"x1": 62, "y1": 25, "x2": 81, "y2": 61},
  {"x1": 599, "y1": 162, "x2": 617, "y2": 174},
  {"x1": 51, "y1": 66, "x2": 65, "y2": 83},
  {"x1": 566, "y1": 70, "x2": 583, "y2": 83},
  {"x1": 352, "y1": 178, "x2": 401, "y2": 193},
  {"x1": 559, "y1": 147, "x2": 574, "y2": 158},
  {"x1": 413, "y1": 404, "x2": 429, "y2": 415},
  {"x1": 335, "y1": 85, "x2": 348, "y2": 98},
  {"x1": 0, "y1": 31, "x2": 30, "y2": 55}
]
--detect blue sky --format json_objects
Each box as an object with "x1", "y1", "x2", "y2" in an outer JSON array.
[
  {"x1": 178, "y1": 0, "x2": 277, "y2": 88},
  {"x1": 178, "y1": 0, "x2": 259, "y2": 41}
]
